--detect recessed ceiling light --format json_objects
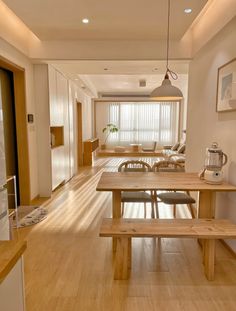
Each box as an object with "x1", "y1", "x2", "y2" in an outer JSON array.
[
  {"x1": 82, "y1": 18, "x2": 89, "y2": 24},
  {"x1": 75, "y1": 78, "x2": 79, "y2": 81},
  {"x1": 184, "y1": 8, "x2": 192, "y2": 14}
]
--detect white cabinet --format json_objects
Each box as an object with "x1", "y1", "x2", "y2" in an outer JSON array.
[
  {"x1": 48, "y1": 65, "x2": 57, "y2": 126},
  {"x1": 35, "y1": 64, "x2": 75, "y2": 196},
  {"x1": 63, "y1": 85, "x2": 70, "y2": 182},
  {"x1": 51, "y1": 70, "x2": 70, "y2": 186},
  {"x1": 48, "y1": 67, "x2": 64, "y2": 126},
  {"x1": 68, "y1": 83, "x2": 75, "y2": 177},
  {"x1": 51, "y1": 146, "x2": 65, "y2": 190},
  {"x1": 0, "y1": 258, "x2": 25, "y2": 311}
]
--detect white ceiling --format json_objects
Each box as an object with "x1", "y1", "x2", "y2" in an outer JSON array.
[
  {"x1": 52, "y1": 60, "x2": 189, "y2": 96},
  {"x1": 78, "y1": 74, "x2": 188, "y2": 96},
  {"x1": 3, "y1": 0, "x2": 208, "y2": 40},
  {"x1": 52, "y1": 60, "x2": 189, "y2": 75},
  {"x1": 3, "y1": 1, "x2": 204, "y2": 96}
]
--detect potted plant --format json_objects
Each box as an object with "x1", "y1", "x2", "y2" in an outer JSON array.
[{"x1": 101, "y1": 123, "x2": 119, "y2": 149}]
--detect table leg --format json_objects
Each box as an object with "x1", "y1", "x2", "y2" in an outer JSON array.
[
  {"x1": 198, "y1": 191, "x2": 216, "y2": 246},
  {"x1": 112, "y1": 190, "x2": 121, "y2": 252},
  {"x1": 198, "y1": 191, "x2": 216, "y2": 219}
]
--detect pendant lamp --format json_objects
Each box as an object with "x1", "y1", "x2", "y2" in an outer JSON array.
[{"x1": 150, "y1": 0, "x2": 183, "y2": 100}]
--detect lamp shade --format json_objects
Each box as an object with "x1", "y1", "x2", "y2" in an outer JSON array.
[{"x1": 150, "y1": 76, "x2": 183, "y2": 101}]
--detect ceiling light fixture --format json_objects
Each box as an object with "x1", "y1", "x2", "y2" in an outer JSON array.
[
  {"x1": 150, "y1": 0, "x2": 183, "y2": 101},
  {"x1": 82, "y1": 18, "x2": 89, "y2": 24},
  {"x1": 184, "y1": 8, "x2": 192, "y2": 14}
]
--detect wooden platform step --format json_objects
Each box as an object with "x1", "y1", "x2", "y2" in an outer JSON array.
[{"x1": 97, "y1": 149, "x2": 165, "y2": 157}]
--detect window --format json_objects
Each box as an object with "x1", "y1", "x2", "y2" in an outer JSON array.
[{"x1": 108, "y1": 101, "x2": 179, "y2": 145}]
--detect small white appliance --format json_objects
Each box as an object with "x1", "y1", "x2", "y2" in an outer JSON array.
[{"x1": 203, "y1": 142, "x2": 228, "y2": 184}]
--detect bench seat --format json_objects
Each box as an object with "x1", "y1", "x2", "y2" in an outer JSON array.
[{"x1": 100, "y1": 218, "x2": 236, "y2": 280}]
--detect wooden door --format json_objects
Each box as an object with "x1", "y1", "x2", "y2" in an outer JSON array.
[
  {"x1": 0, "y1": 56, "x2": 30, "y2": 205},
  {"x1": 77, "y1": 102, "x2": 83, "y2": 167}
]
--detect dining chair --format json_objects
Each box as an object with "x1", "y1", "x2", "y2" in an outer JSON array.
[
  {"x1": 118, "y1": 160, "x2": 155, "y2": 218},
  {"x1": 152, "y1": 160, "x2": 196, "y2": 218}
]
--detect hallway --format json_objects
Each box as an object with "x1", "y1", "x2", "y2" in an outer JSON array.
[{"x1": 17, "y1": 158, "x2": 236, "y2": 311}]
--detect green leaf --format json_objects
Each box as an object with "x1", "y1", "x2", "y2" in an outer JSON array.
[{"x1": 102, "y1": 123, "x2": 119, "y2": 135}]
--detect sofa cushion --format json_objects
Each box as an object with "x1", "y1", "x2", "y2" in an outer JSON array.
[
  {"x1": 171, "y1": 142, "x2": 180, "y2": 151},
  {"x1": 177, "y1": 144, "x2": 186, "y2": 154}
]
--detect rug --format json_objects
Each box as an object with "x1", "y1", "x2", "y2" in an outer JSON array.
[{"x1": 14, "y1": 206, "x2": 47, "y2": 228}]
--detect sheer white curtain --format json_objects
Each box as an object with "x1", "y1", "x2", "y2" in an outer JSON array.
[{"x1": 108, "y1": 102, "x2": 179, "y2": 146}]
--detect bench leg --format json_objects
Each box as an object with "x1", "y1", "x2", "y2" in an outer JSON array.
[
  {"x1": 112, "y1": 190, "x2": 122, "y2": 253},
  {"x1": 114, "y1": 237, "x2": 131, "y2": 280},
  {"x1": 128, "y1": 238, "x2": 132, "y2": 269},
  {"x1": 203, "y1": 239, "x2": 215, "y2": 281}
]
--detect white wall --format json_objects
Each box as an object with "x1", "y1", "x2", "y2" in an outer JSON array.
[
  {"x1": 79, "y1": 90, "x2": 93, "y2": 141},
  {"x1": 95, "y1": 102, "x2": 109, "y2": 146},
  {"x1": 186, "y1": 17, "x2": 236, "y2": 251},
  {"x1": 0, "y1": 38, "x2": 39, "y2": 200}
]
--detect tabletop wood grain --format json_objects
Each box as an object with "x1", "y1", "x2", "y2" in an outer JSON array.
[{"x1": 96, "y1": 172, "x2": 236, "y2": 192}]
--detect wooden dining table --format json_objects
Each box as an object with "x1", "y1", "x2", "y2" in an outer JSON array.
[{"x1": 96, "y1": 171, "x2": 236, "y2": 220}]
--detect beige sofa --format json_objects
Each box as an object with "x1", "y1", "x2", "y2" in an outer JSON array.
[{"x1": 162, "y1": 142, "x2": 186, "y2": 165}]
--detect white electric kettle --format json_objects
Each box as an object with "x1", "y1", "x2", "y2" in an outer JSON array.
[{"x1": 203, "y1": 142, "x2": 228, "y2": 184}]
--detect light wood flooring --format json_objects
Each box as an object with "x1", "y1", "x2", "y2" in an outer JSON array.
[{"x1": 15, "y1": 157, "x2": 236, "y2": 311}]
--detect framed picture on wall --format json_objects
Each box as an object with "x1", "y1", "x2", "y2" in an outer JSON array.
[{"x1": 216, "y1": 58, "x2": 236, "y2": 112}]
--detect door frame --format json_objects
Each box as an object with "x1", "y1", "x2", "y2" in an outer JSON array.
[
  {"x1": 0, "y1": 56, "x2": 31, "y2": 205},
  {"x1": 77, "y1": 101, "x2": 83, "y2": 167}
]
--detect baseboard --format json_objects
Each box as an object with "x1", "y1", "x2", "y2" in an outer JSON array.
[
  {"x1": 220, "y1": 239, "x2": 236, "y2": 258},
  {"x1": 30, "y1": 196, "x2": 50, "y2": 206},
  {"x1": 30, "y1": 195, "x2": 39, "y2": 205}
]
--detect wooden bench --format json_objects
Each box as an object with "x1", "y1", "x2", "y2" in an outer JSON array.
[{"x1": 99, "y1": 218, "x2": 236, "y2": 280}]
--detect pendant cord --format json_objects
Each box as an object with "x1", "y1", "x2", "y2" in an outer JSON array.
[
  {"x1": 166, "y1": 0, "x2": 170, "y2": 71},
  {"x1": 166, "y1": 0, "x2": 178, "y2": 80}
]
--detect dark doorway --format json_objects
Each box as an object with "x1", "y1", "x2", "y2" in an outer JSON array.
[{"x1": 0, "y1": 68, "x2": 19, "y2": 207}]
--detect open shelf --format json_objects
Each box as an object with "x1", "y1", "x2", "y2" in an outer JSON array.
[{"x1": 50, "y1": 126, "x2": 64, "y2": 148}]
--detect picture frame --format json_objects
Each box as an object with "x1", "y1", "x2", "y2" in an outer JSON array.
[{"x1": 216, "y1": 58, "x2": 236, "y2": 112}]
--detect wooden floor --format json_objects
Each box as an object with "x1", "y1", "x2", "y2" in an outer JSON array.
[{"x1": 15, "y1": 157, "x2": 236, "y2": 311}]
